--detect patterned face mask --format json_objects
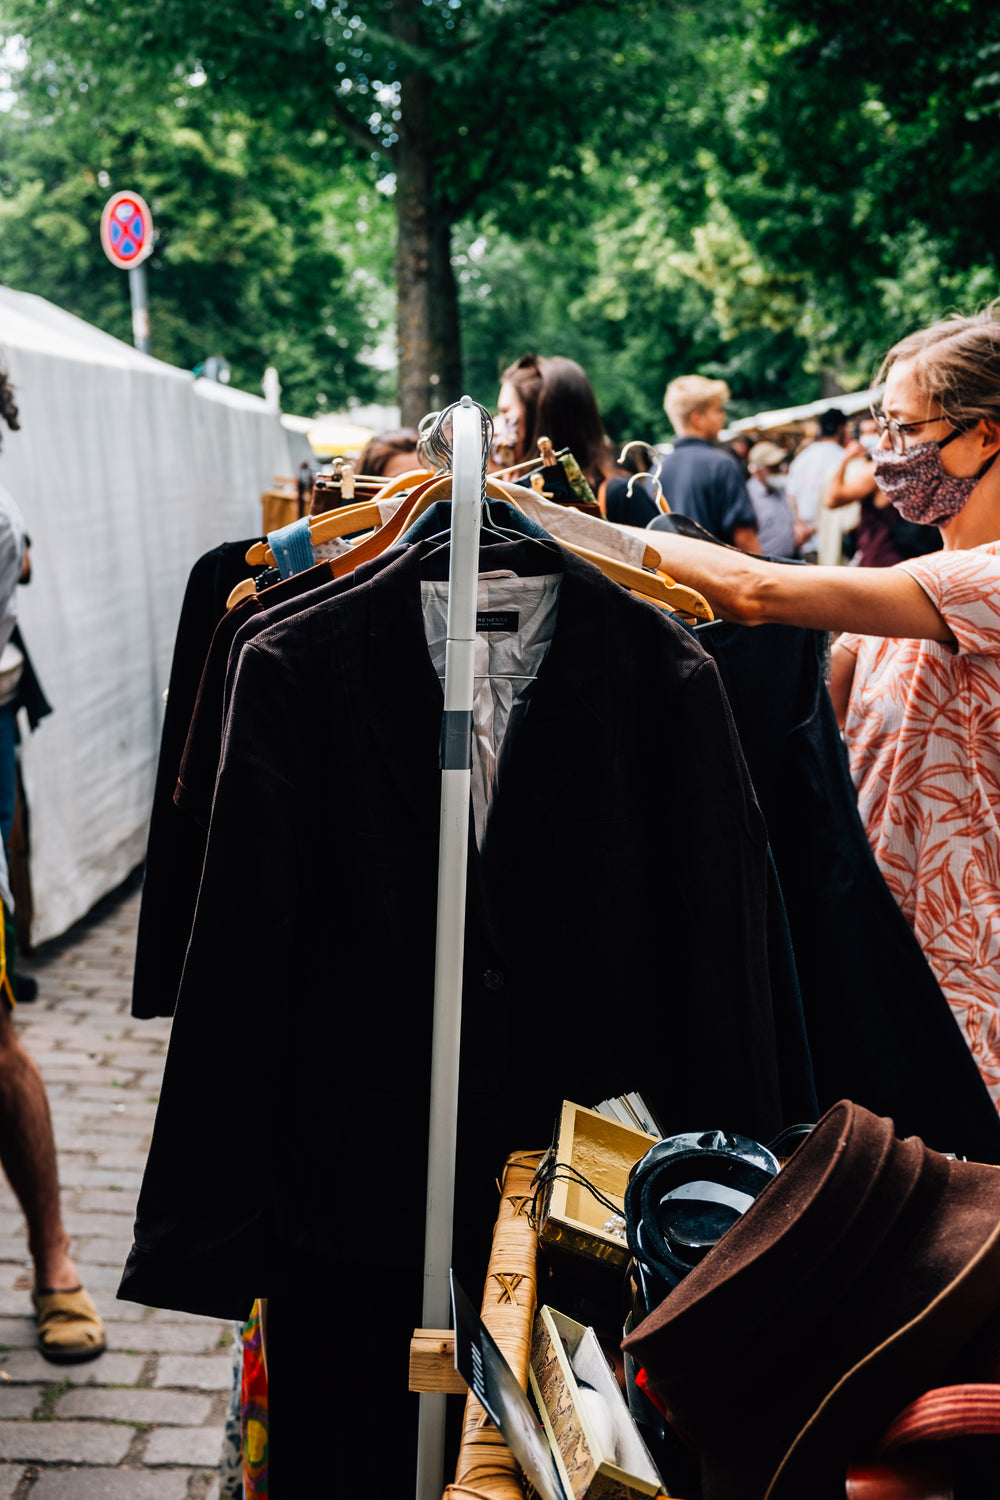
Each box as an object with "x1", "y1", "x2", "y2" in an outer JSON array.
[{"x1": 872, "y1": 432, "x2": 999, "y2": 526}]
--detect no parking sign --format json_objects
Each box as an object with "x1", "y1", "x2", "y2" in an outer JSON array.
[{"x1": 100, "y1": 191, "x2": 154, "y2": 269}]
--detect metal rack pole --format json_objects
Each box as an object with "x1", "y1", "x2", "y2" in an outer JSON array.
[{"x1": 416, "y1": 396, "x2": 485, "y2": 1500}]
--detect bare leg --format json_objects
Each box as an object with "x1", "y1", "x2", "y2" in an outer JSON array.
[{"x1": 0, "y1": 1002, "x2": 78, "y2": 1290}]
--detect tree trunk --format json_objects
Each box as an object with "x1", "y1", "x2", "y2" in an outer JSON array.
[{"x1": 393, "y1": 2, "x2": 464, "y2": 428}]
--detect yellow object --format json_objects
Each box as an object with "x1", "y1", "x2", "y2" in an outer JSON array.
[
  {"x1": 33, "y1": 1286, "x2": 107, "y2": 1364},
  {"x1": 305, "y1": 417, "x2": 374, "y2": 459}
]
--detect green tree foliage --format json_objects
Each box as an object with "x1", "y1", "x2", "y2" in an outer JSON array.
[
  {"x1": 0, "y1": 0, "x2": 714, "y2": 421},
  {"x1": 5, "y1": 0, "x2": 999, "y2": 431},
  {"x1": 715, "y1": 0, "x2": 1000, "y2": 380},
  {"x1": 0, "y1": 64, "x2": 393, "y2": 412}
]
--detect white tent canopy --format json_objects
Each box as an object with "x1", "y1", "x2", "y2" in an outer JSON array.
[
  {"x1": 723, "y1": 386, "x2": 882, "y2": 440},
  {"x1": 0, "y1": 286, "x2": 293, "y2": 944}
]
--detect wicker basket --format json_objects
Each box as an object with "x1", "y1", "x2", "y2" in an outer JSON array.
[{"x1": 443, "y1": 1149, "x2": 543, "y2": 1500}]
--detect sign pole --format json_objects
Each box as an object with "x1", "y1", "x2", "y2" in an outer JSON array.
[
  {"x1": 128, "y1": 264, "x2": 151, "y2": 355},
  {"x1": 100, "y1": 191, "x2": 154, "y2": 353}
]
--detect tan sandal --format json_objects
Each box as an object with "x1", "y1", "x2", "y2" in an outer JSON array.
[{"x1": 32, "y1": 1285, "x2": 106, "y2": 1364}]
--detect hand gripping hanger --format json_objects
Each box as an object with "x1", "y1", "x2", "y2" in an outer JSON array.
[{"x1": 416, "y1": 395, "x2": 489, "y2": 1500}]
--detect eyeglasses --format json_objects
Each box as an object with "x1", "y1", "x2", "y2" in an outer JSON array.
[{"x1": 869, "y1": 405, "x2": 965, "y2": 455}]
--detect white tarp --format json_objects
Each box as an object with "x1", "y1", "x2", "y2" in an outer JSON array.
[
  {"x1": 723, "y1": 386, "x2": 882, "y2": 438},
  {"x1": 0, "y1": 286, "x2": 293, "y2": 944}
]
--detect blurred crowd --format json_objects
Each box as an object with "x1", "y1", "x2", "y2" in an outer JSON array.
[{"x1": 345, "y1": 355, "x2": 938, "y2": 568}]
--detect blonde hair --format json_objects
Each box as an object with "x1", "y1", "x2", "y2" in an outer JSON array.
[
  {"x1": 878, "y1": 302, "x2": 1000, "y2": 429},
  {"x1": 664, "y1": 375, "x2": 730, "y2": 433}
]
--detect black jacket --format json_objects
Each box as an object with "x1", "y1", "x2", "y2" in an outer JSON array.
[{"x1": 120, "y1": 539, "x2": 805, "y2": 1322}]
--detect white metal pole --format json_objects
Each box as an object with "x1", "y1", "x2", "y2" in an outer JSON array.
[
  {"x1": 128, "y1": 264, "x2": 151, "y2": 355},
  {"x1": 416, "y1": 397, "x2": 483, "y2": 1500}
]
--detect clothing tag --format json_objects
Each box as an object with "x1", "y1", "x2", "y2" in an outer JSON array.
[{"x1": 476, "y1": 611, "x2": 519, "y2": 633}]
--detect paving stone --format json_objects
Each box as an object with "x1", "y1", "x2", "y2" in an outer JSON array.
[
  {"x1": 95, "y1": 1040, "x2": 166, "y2": 1057},
  {"x1": 0, "y1": 1350, "x2": 144, "y2": 1384},
  {"x1": 62, "y1": 1212, "x2": 137, "y2": 1238},
  {"x1": 103, "y1": 1321, "x2": 229, "y2": 1355},
  {"x1": 58, "y1": 1133, "x2": 145, "y2": 1156},
  {"x1": 142, "y1": 1425, "x2": 226, "y2": 1467},
  {"x1": 0, "y1": 1382, "x2": 42, "y2": 1417},
  {"x1": 30, "y1": 1471, "x2": 196, "y2": 1500},
  {"x1": 64, "y1": 1262, "x2": 130, "y2": 1292},
  {"x1": 63, "y1": 1017, "x2": 146, "y2": 1035},
  {"x1": 0, "y1": 1291, "x2": 32, "y2": 1316},
  {"x1": 44, "y1": 1097, "x2": 158, "y2": 1121},
  {"x1": 0, "y1": 880, "x2": 252, "y2": 1488},
  {"x1": 36, "y1": 1068, "x2": 137, "y2": 1087},
  {"x1": 77, "y1": 1194, "x2": 140, "y2": 1218},
  {"x1": 70, "y1": 1235, "x2": 137, "y2": 1267},
  {"x1": 0, "y1": 1316, "x2": 37, "y2": 1349},
  {"x1": 92, "y1": 1151, "x2": 153, "y2": 1173},
  {"x1": 54, "y1": 1168, "x2": 143, "y2": 1191},
  {"x1": 63, "y1": 1087, "x2": 147, "y2": 1104},
  {"x1": 24, "y1": 1051, "x2": 102, "y2": 1068},
  {"x1": 154, "y1": 1355, "x2": 234, "y2": 1391},
  {"x1": 147, "y1": 1306, "x2": 232, "y2": 1327},
  {"x1": 0, "y1": 1467, "x2": 24, "y2": 1499},
  {"x1": 93, "y1": 1296, "x2": 146, "y2": 1322},
  {"x1": 56, "y1": 1387, "x2": 212, "y2": 1424},
  {"x1": 0, "y1": 1419, "x2": 133, "y2": 1462}
]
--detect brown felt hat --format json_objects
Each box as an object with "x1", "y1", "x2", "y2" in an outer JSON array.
[{"x1": 622, "y1": 1100, "x2": 1000, "y2": 1500}]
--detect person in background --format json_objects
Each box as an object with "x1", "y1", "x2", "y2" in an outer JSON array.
[
  {"x1": 0, "y1": 362, "x2": 105, "y2": 1362},
  {"x1": 826, "y1": 416, "x2": 941, "y2": 567},
  {"x1": 786, "y1": 407, "x2": 848, "y2": 562},
  {"x1": 746, "y1": 440, "x2": 802, "y2": 558},
  {"x1": 650, "y1": 375, "x2": 761, "y2": 551},
  {"x1": 357, "y1": 427, "x2": 421, "y2": 480},
  {"x1": 493, "y1": 353, "x2": 624, "y2": 507},
  {"x1": 636, "y1": 305, "x2": 1000, "y2": 1109},
  {"x1": 727, "y1": 433, "x2": 752, "y2": 478}
]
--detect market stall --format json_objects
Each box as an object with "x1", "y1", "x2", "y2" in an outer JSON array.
[{"x1": 0, "y1": 285, "x2": 293, "y2": 944}]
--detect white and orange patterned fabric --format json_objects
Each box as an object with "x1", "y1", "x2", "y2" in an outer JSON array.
[{"x1": 839, "y1": 541, "x2": 1000, "y2": 1105}]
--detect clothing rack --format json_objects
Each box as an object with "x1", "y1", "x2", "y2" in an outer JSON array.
[{"x1": 416, "y1": 395, "x2": 488, "y2": 1500}]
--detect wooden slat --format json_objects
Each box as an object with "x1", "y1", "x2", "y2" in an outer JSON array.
[{"x1": 409, "y1": 1329, "x2": 468, "y2": 1395}]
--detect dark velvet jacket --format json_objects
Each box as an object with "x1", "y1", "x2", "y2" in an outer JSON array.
[{"x1": 120, "y1": 539, "x2": 804, "y2": 1323}]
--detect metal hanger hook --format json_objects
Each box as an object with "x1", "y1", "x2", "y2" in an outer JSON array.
[
  {"x1": 618, "y1": 441, "x2": 667, "y2": 513},
  {"x1": 418, "y1": 400, "x2": 494, "y2": 484}
]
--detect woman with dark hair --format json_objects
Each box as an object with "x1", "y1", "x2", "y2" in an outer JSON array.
[
  {"x1": 640, "y1": 304, "x2": 1000, "y2": 1107},
  {"x1": 495, "y1": 353, "x2": 625, "y2": 506},
  {"x1": 357, "y1": 427, "x2": 420, "y2": 480}
]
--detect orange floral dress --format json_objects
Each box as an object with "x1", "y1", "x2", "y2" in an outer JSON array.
[{"x1": 839, "y1": 541, "x2": 1000, "y2": 1105}]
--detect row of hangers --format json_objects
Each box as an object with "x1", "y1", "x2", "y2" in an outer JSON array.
[{"x1": 230, "y1": 443, "x2": 710, "y2": 621}]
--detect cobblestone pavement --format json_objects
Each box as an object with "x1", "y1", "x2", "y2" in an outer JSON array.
[{"x1": 0, "y1": 870, "x2": 232, "y2": 1499}]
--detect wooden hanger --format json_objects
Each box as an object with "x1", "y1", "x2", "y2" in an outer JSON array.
[
  {"x1": 244, "y1": 467, "x2": 441, "y2": 568},
  {"x1": 565, "y1": 543, "x2": 711, "y2": 619},
  {"x1": 231, "y1": 468, "x2": 711, "y2": 621},
  {"x1": 488, "y1": 479, "x2": 712, "y2": 621},
  {"x1": 324, "y1": 473, "x2": 511, "y2": 580},
  {"x1": 372, "y1": 466, "x2": 434, "y2": 499},
  {"x1": 318, "y1": 472, "x2": 712, "y2": 618}
]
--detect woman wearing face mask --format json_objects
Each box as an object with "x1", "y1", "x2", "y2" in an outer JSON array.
[
  {"x1": 492, "y1": 352, "x2": 625, "y2": 507},
  {"x1": 637, "y1": 305, "x2": 1000, "y2": 1104},
  {"x1": 825, "y1": 416, "x2": 942, "y2": 567}
]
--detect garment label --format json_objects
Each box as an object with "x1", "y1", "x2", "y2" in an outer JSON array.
[{"x1": 476, "y1": 611, "x2": 519, "y2": 632}]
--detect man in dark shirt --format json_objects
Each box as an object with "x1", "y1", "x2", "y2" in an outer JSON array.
[{"x1": 652, "y1": 376, "x2": 761, "y2": 552}]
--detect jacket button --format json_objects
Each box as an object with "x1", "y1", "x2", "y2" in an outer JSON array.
[{"x1": 482, "y1": 968, "x2": 504, "y2": 991}]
